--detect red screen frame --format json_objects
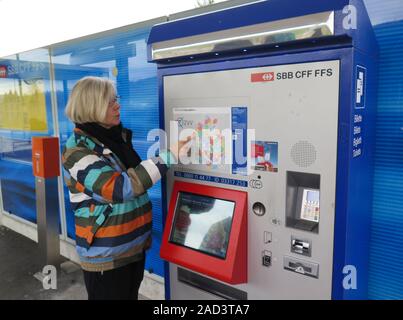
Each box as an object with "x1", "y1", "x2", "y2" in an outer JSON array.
[{"x1": 160, "y1": 181, "x2": 248, "y2": 284}]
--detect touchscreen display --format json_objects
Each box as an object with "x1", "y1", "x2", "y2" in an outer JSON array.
[
  {"x1": 300, "y1": 188, "x2": 320, "y2": 222},
  {"x1": 169, "y1": 192, "x2": 235, "y2": 259}
]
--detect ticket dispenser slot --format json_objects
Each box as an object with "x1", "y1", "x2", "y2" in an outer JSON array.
[
  {"x1": 291, "y1": 236, "x2": 312, "y2": 257},
  {"x1": 286, "y1": 172, "x2": 320, "y2": 233},
  {"x1": 284, "y1": 256, "x2": 319, "y2": 278}
]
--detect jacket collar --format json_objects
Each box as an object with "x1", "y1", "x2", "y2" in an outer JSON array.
[{"x1": 73, "y1": 128, "x2": 112, "y2": 155}]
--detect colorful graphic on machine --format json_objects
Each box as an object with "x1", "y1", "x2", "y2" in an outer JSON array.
[
  {"x1": 251, "y1": 141, "x2": 278, "y2": 172},
  {"x1": 173, "y1": 107, "x2": 232, "y2": 174},
  {"x1": 251, "y1": 68, "x2": 334, "y2": 82},
  {"x1": 194, "y1": 116, "x2": 226, "y2": 168},
  {"x1": 170, "y1": 192, "x2": 234, "y2": 259}
]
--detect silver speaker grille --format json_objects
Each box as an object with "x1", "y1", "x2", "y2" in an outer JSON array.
[{"x1": 291, "y1": 141, "x2": 317, "y2": 167}]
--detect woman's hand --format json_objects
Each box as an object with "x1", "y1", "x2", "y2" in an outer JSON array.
[{"x1": 169, "y1": 135, "x2": 193, "y2": 162}]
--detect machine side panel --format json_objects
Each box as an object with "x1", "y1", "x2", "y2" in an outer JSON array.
[{"x1": 344, "y1": 50, "x2": 376, "y2": 299}]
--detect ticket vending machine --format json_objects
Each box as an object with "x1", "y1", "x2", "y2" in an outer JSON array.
[{"x1": 148, "y1": 0, "x2": 377, "y2": 299}]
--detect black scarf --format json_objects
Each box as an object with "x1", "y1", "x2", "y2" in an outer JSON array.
[{"x1": 75, "y1": 122, "x2": 142, "y2": 170}]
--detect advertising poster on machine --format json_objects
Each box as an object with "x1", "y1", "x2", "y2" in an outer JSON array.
[
  {"x1": 251, "y1": 141, "x2": 278, "y2": 172},
  {"x1": 173, "y1": 107, "x2": 248, "y2": 176}
]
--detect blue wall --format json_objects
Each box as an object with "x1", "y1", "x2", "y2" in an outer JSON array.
[{"x1": 364, "y1": 0, "x2": 403, "y2": 299}]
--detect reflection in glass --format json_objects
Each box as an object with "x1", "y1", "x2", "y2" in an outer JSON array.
[
  {"x1": 0, "y1": 78, "x2": 48, "y2": 132},
  {"x1": 0, "y1": 48, "x2": 53, "y2": 224}
]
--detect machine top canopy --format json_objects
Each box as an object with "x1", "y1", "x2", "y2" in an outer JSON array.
[{"x1": 148, "y1": 0, "x2": 376, "y2": 62}]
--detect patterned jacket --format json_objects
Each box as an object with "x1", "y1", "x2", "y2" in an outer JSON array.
[{"x1": 62, "y1": 127, "x2": 174, "y2": 272}]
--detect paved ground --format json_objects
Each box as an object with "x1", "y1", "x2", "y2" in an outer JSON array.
[
  {"x1": 0, "y1": 225, "x2": 147, "y2": 300},
  {"x1": 0, "y1": 225, "x2": 87, "y2": 300}
]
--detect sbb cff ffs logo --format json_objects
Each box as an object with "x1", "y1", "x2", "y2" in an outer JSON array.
[
  {"x1": 251, "y1": 68, "x2": 334, "y2": 82},
  {"x1": 251, "y1": 72, "x2": 275, "y2": 82}
]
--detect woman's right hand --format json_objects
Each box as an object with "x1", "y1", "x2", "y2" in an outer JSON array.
[{"x1": 169, "y1": 135, "x2": 193, "y2": 161}]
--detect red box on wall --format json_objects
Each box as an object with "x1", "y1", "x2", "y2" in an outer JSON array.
[
  {"x1": 32, "y1": 137, "x2": 60, "y2": 178},
  {"x1": 160, "y1": 181, "x2": 248, "y2": 284},
  {"x1": 0, "y1": 66, "x2": 7, "y2": 78}
]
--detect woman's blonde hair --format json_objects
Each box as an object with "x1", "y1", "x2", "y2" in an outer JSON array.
[{"x1": 65, "y1": 76, "x2": 116, "y2": 124}]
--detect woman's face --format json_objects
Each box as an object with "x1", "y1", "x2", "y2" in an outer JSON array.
[{"x1": 102, "y1": 95, "x2": 121, "y2": 128}]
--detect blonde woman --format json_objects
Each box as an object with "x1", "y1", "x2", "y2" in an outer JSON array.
[{"x1": 62, "y1": 76, "x2": 189, "y2": 300}]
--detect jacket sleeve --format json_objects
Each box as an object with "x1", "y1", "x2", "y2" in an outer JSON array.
[{"x1": 62, "y1": 146, "x2": 176, "y2": 203}]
